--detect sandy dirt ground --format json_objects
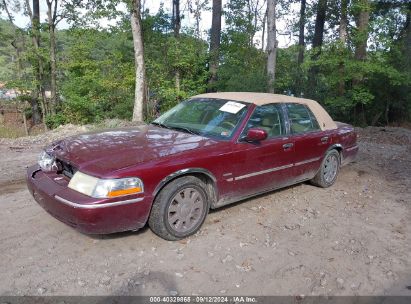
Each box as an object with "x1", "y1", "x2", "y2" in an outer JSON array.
[{"x1": 0, "y1": 126, "x2": 410, "y2": 296}]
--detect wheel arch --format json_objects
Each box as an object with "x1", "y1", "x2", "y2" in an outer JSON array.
[
  {"x1": 313, "y1": 144, "x2": 343, "y2": 178},
  {"x1": 327, "y1": 144, "x2": 343, "y2": 164},
  {"x1": 152, "y1": 168, "x2": 218, "y2": 208}
]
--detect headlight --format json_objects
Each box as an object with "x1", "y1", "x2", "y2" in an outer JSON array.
[
  {"x1": 68, "y1": 171, "x2": 144, "y2": 198},
  {"x1": 38, "y1": 151, "x2": 56, "y2": 172}
]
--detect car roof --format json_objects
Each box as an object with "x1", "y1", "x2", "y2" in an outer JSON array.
[{"x1": 192, "y1": 92, "x2": 337, "y2": 131}]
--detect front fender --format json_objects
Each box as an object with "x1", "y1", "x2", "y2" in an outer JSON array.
[{"x1": 153, "y1": 168, "x2": 217, "y2": 198}]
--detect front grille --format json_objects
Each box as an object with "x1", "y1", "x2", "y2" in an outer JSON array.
[{"x1": 57, "y1": 159, "x2": 77, "y2": 179}]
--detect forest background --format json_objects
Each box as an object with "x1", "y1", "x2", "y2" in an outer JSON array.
[{"x1": 0, "y1": 0, "x2": 409, "y2": 129}]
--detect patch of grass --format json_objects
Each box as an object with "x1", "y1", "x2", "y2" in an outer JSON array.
[{"x1": 0, "y1": 125, "x2": 27, "y2": 138}]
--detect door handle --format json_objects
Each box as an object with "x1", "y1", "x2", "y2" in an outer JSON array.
[
  {"x1": 283, "y1": 143, "x2": 294, "y2": 149},
  {"x1": 321, "y1": 136, "x2": 329, "y2": 143}
]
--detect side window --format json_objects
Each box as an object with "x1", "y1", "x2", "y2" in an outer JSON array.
[
  {"x1": 287, "y1": 103, "x2": 320, "y2": 134},
  {"x1": 242, "y1": 104, "x2": 285, "y2": 138}
]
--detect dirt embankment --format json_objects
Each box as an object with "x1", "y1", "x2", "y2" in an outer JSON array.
[{"x1": 0, "y1": 125, "x2": 410, "y2": 296}]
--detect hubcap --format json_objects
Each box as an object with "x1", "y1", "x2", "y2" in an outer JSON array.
[
  {"x1": 167, "y1": 187, "x2": 204, "y2": 233},
  {"x1": 323, "y1": 154, "x2": 338, "y2": 183}
]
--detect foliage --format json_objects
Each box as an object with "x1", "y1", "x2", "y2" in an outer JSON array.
[
  {"x1": 57, "y1": 27, "x2": 135, "y2": 124},
  {"x1": 0, "y1": 0, "x2": 410, "y2": 129},
  {"x1": 217, "y1": 0, "x2": 268, "y2": 93},
  {"x1": 43, "y1": 8, "x2": 209, "y2": 124},
  {"x1": 143, "y1": 10, "x2": 209, "y2": 113},
  {"x1": 0, "y1": 20, "x2": 16, "y2": 80}
]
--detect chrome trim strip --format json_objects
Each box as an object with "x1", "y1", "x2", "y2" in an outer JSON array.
[
  {"x1": 235, "y1": 164, "x2": 294, "y2": 181},
  {"x1": 346, "y1": 145, "x2": 358, "y2": 152},
  {"x1": 233, "y1": 156, "x2": 321, "y2": 181},
  {"x1": 226, "y1": 178, "x2": 234, "y2": 182},
  {"x1": 294, "y1": 157, "x2": 321, "y2": 167},
  {"x1": 54, "y1": 195, "x2": 144, "y2": 209}
]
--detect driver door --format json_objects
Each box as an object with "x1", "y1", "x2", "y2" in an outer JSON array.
[{"x1": 229, "y1": 104, "x2": 295, "y2": 198}]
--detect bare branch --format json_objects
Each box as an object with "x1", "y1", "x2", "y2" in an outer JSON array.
[
  {"x1": 53, "y1": 0, "x2": 58, "y2": 24},
  {"x1": 55, "y1": 14, "x2": 65, "y2": 26},
  {"x1": 2, "y1": 0, "x2": 16, "y2": 26},
  {"x1": 24, "y1": 0, "x2": 33, "y2": 20}
]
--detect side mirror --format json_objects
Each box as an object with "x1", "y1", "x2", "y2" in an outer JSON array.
[{"x1": 245, "y1": 128, "x2": 268, "y2": 142}]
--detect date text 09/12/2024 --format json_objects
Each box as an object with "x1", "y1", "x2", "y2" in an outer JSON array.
[{"x1": 149, "y1": 296, "x2": 257, "y2": 303}]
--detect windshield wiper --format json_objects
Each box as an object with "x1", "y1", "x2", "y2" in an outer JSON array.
[
  {"x1": 152, "y1": 122, "x2": 201, "y2": 136},
  {"x1": 151, "y1": 121, "x2": 201, "y2": 135},
  {"x1": 168, "y1": 125, "x2": 202, "y2": 136},
  {"x1": 151, "y1": 121, "x2": 171, "y2": 129}
]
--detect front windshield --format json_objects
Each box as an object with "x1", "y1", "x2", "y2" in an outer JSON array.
[{"x1": 153, "y1": 98, "x2": 250, "y2": 140}]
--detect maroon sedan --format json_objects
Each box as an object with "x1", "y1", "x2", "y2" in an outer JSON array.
[{"x1": 27, "y1": 92, "x2": 358, "y2": 240}]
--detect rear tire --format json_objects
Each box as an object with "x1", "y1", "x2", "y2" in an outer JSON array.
[
  {"x1": 149, "y1": 176, "x2": 210, "y2": 241},
  {"x1": 311, "y1": 149, "x2": 340, "y2": 188}
]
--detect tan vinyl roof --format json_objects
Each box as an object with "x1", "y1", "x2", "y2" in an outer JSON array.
[{"x1": 192, "y1": 92, "x2": 337, "y2": 131}]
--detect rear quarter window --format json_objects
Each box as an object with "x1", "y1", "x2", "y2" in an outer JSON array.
[{"x1": 286, "y1": 103, "x2": 320, "y2": 134}]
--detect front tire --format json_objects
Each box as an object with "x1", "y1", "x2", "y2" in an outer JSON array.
[
  {"x1": 149, "y1": 176, "x2": 210, "y2": 241},
  {"x1": 311, "y1": 149, "x2": 340, "y2": 188}
]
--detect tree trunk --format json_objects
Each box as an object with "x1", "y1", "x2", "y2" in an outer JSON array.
[
  {"x1": 28, "y1": 0, "x2": 44, "y2": 124},
  {"x1": 175, "y1": 69, "x2": 181, "y2": 92},
  {"x1": 266, "y1": 0, "x2": 277, "y2": 93},
  {"x1": 252, "y1": 0, "x2": 259, "y2": 47},
  {"x1": 11, "y1": 40, "x2": 23, "y2": 79},
  {"x1": 261, "y1": 7, "x2": 267, "y2": 51},
  {"x1": 195, "y1": 1, "x2": 201, "y2": 39},
  {"x1": 297, "y1": 0, "x2": 306, "y2": 65},
  {"x1": 46, "y1": 0, "x2": 58, "y2": 114},
  {"x1": 208, "y1": 0, "x2": 222, "y2": 92},
  {"x1": 296, "y1": 0, "x2": 306, "y2": 96},
  {"x1": 339, "y1": 0, "x2": 348, "y2": 44},
  {"x1": 33, "y1": 0, "x2": 40, "y2": 46},
  {"x1": 246, "y1": 0, "x2": 258, "y2": 46},
  {"x1": 338, "y1": 0, "x2": 349, "y2": 96},
  {"x1": 308, "y1": 0, "x2": 327, "y2": 98},
  {"x1": 353, "y1": 0, "x2": 370, "y2": 62},
  {"x1": 131, "y1": 0, "x2": 146, "y2": 122},
  {"x1": 30, "y1": 98, "x2": 41, "y2": 124},
  {"x1": 353, "y1": 0, "x2": 370, "y2": 125},
  {"x1": 22, "y1": 110, "x2": 29, "y2": 136},
  {"x1": 405, "y1": 3, "x2": 411, "y2": 70},
  {"x1": 172, "y1": 0, "x2": 181, "y2": 91},
  {"x1": 312, "y1": 0, "x2": 327, "y2": 54},
  {"x1": 172, "y1": 0, "x2": 181, "y2": 37}
]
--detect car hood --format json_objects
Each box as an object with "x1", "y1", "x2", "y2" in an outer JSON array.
[{"x1": 50, "y1": 125, "x2": 218, "y2": 176}]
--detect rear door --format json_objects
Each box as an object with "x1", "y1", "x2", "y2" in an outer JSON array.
[
  {"x1": 229, "y1": 104, "x2": 295, "y2": 198},
  {"x1": 285, "y1": 103, "x2": 330, "y2": 182}
]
